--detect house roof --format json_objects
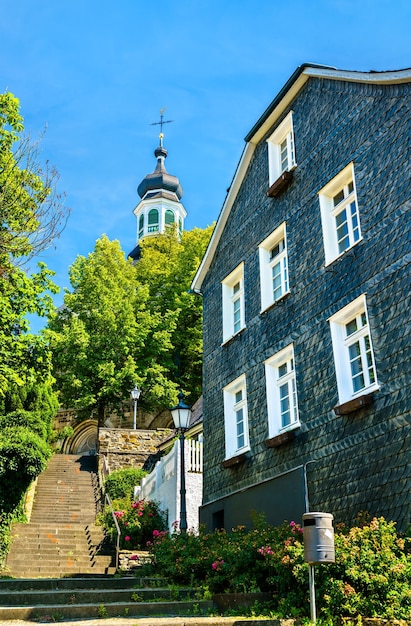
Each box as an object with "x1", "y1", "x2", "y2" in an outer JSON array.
[{"x1": 191, "y1": 64, "x2": 411, "y2": 293}]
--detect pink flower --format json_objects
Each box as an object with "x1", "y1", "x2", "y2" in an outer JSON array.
[
  {"x1": 125, "y1": 535, "x2": 131, "y2": 541},
  {"x1": 211, "y1": 559, "x2": 224, "y2": 571},
  {"x1": 290, "y1": 520, "x2": 296, "y2": 527},
  {"x1": 129, "y1": 554, "x2": 139, "y2": 561}
]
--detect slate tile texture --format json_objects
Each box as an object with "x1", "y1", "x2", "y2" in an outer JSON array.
[{"x1": 200, "y1": 71, "x2": 411, "y2": 531}]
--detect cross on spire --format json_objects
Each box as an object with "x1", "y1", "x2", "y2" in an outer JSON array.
[{"x1": 150, "y1": 108, "x2": 173, "y2": 146}]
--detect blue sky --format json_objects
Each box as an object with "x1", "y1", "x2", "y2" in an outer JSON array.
[{"x1": 1, "y1": 0, "x2": 411, "y2": 328}]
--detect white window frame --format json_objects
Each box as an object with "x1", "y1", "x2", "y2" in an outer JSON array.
[
  {"x1": 265, "y1": 344, "x2": 300, "y2": 438},
  {"x1": 267, "y1": 111, "x2": 296, "y2": 185},
  {"x1": 319, "y1": 163, "x2": 362, "y2": 265},
  {"x1": 223, "y1": 374, "x2": 250, "y2": 459},
  {"x1": 329, "y1": 295, "x2": 379, "y2": 405},
  {"x1": 222, "y1": 263, "x2": 245, "y2": 343},
  {"x1": 259, "y1": 222, "x2": 289, "y2": 312}
]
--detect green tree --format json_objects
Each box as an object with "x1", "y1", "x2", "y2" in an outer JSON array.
[
  {"x1": 48, "y1": 235, "x2": 176, "y2": 422},
  {"x1": 0, "y1": 92, "x2": 65, "y2": 555},
  {"x1": 0, "y1": 90, "x2": 65, "y2": 399},
  {"x1": 50, "y1": 226, "x2": 213, "y2": 418},
  {"x1": 0, "y1": 91, "x2": 69, "y2": 265},
  {"x1": 135, "y1": 224, "x2": 213, "y2": 406}
]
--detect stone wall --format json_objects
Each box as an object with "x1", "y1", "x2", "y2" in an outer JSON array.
[{"x1": 98, "y1": 428, "x2": 172, "y2": 472}]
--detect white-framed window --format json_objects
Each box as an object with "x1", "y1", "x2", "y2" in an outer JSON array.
[
  {"x1": 259, "y1": 222, "x2": 289, "y2": 312},
  {"x1": 148, "y1": 208, "x2": 160, "y2": 233},
  {"x1": 319, "y1": 163, "x2": 362, "y2": 265},
  {"x1": 265, "y1": 344, "x2": 300, "y2": 438},
  {"x1": 138, "y1": 214, "x2": 144, "y2": 239},
  {"x1": 329, "y1": 295, "x2": 379, "y2": 405},
  {"x1": 223, "y1": 374, "x2": 250, "y2": 459},
  {"x1": 267, "y1": 111, "x2": 296, "y2": 185},
  {"x1": 222, "y1": 263, "x2": 245, "y2": 343}
]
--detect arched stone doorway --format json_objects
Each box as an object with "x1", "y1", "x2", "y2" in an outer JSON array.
[{"x1": 60, "y1": 419, "x2": 98, "y2": 455}]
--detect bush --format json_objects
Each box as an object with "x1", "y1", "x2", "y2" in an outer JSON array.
[
  {"x1": 0, "y1": 426, "x2": 52, "y2": 510},
  {"x1": 104, "y1": 467, "x2": 147, "y2": 500},
  {"x1": 0, "y1": 410, "x2": 49, "y2": 441},
  {"x1": 317, "y1": 517, "x2": 411, "y2": 620},
  {"x1": 98, "y1": 497, "x2": 168, "y2": 550},
  {"x1": 140, "y1": 516, "x2": 411, "y2": 621}
]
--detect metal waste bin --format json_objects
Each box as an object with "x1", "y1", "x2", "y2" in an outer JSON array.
[{"x1": 303, "y1": 512, "x2": 335, "y2": 564}]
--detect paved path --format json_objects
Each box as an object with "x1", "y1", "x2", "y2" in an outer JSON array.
[{"x1": 0, "y1": 617, "x2": 273, "y2": 626}]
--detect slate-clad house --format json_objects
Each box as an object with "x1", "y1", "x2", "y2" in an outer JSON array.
[{"x1": 191, "y1": 64, "x2": 411, "y2": 532}]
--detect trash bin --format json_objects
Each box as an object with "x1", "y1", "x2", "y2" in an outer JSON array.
[{"x1": 303, "y1": 512, "x2": 335, "y2": 564}]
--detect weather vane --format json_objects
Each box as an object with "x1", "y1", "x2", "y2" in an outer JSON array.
[{"x1": 150, "y1": 108, "x2": 173, "y2": 146}]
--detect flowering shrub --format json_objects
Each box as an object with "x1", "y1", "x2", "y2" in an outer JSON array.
[
  {"x1": 317, "y1": 517, "x2": 411, "y2": 620},
  {"x1": 140, "y1": 515, "x2": 411, "y2": 620},
  {"x1": 98, "y1": 497, "x2": 167, "y2": 550}
]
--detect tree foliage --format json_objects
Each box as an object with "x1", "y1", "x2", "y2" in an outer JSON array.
[
  {"x1": 0, "y1": 92, "x2": 69, "y2": 265},
  {"x1": 49, "y1": 225, "x2": 213, "y2": 419},
  {"x1": 48, "y1": 235, "x2": 157, "y2": 421},
  {"x1": 0, "y1": 92, "x2": 64, "y2": 538},
  {"x1": 135, "y1": 225, "x2": 213, "y2": 406}
]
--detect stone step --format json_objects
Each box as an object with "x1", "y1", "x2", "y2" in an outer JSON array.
[
  {"x1": 3, "y1": 453, "x2": 111, "y2": 579},
  {"x1": 0, "y1": 576, "x2": 163, "y2": 590},
  {"x1": 0, "y1": 599, "x2": 215, "y2": 621},
  {"x1": 0, "y1": 586, "x2": 195, "y2": 606},
  {"x1": 0, "y1": 577, "x2": 214, "y2": 621}
]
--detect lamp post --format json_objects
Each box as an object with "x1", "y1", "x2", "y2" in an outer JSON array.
[
  {"x1": 130, "y1": 384, "x2": 141, "y2": 430},
  {"x1": 170, "y1": 391, "x2": 191, "y2": 533}
]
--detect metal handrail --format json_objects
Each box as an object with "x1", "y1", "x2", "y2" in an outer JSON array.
[{"x1": 104, "y1": 492, "x2": 121, "y2": 572}]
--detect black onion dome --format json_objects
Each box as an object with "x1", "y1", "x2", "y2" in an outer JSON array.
[{"x1": 137, "y1": 144, "x2": 183, "y2": 200}]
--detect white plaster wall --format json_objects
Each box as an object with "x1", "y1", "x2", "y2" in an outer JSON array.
[{"x1": 138, "y1": 440, "x2": 203, "y2": 532}]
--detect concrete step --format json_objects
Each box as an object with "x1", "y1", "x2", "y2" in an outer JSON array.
[
  {"x1": 0, "y1": 577, "x2": 165, "y2": 590},
  {"x1": 3, "y1": 453, "x2": 111, "y2": 579},
  {"x1": 0, "y1": 599, "x2": 215, "y2": 621},
  {"x1": 0, "y1": 577, "x2": 214, "y2": 622},
  {"x1": 0, "y1": 586, "x2": 196, "y2": 606}
]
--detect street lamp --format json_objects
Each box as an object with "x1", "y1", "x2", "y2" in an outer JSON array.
[
  {"x1": 170, "y1": 391, "x2": 191, "y2": 533},
  {"x1": 130, "y1": 384, "x2": 141, "y2": 430}
]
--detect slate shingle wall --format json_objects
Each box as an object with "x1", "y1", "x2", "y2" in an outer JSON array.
[{"x1": 201, "y1": 77, "x2": 411, "y2": 530}]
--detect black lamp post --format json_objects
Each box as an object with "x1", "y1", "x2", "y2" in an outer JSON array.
[
  {"x1": 170, "y1": 391, "x2": 191, "y2": 533},
  {"x1": 131, "y1": 384, "x2": 141, "y2": 430}
]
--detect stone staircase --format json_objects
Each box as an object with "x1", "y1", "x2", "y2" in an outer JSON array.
[
  {"x1": 4, "y1": 453, "x2": 114, "y2": 578},
  {"x1": 0, "y1": 576, "x2": 217, "y2": 621}
]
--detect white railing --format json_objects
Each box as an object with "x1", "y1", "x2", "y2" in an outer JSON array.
[{"x1": 187, "y1": 440, "x2": 203, "y2": 473}]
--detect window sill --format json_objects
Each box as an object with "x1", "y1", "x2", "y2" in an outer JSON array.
[
  {"x1": 221, "y1": 451, "x2": 248, "y2": 469},
  {"x1": 334, "y1": 392, "x2": 374, "y2": 416},
  {"x1": 260, "y1": 291, "x2": 290, "y2": 315},
  {"x1": 222, "y1": 327, "x2": 246, "y2": 346},
  {"x1": 264, "y1": 427, "x2": 298, "y2": 448},
  {"x1": 267, "y1": 169, "x2": 294, "y2": 197},
  {"x1": 324, "y1": 237, "x2": 363, "y2": 268}
]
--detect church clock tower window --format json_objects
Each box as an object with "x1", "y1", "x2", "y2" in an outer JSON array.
[
  {"x1": 148, "y1": 209, "x2": 159, "y2": 233},
  {"x1": 139, "y1": 214, "x2": 144, "y2": 239},
  {"x1": 165, "y1": 209, "x2": 175, "y2": 226}
]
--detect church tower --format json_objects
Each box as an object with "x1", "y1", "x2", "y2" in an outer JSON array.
[{"x1": 129, "y1": 117, "x2": 186, "y2": 260}]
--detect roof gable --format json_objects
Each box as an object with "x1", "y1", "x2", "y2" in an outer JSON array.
[{"x1": 191, "y1": 64, "x2": 411, "y2": 292}]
